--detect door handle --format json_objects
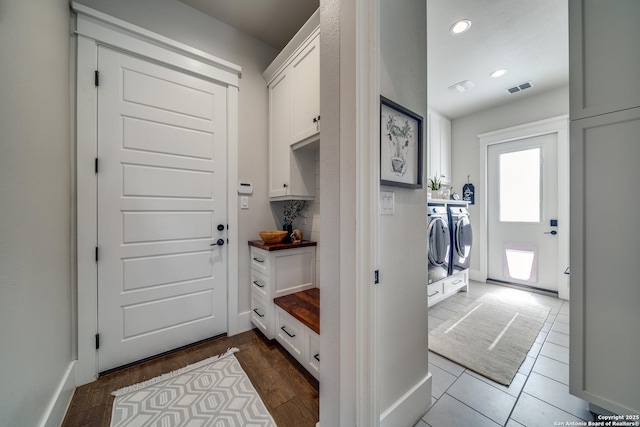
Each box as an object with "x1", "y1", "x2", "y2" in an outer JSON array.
[
  {"x1": 210, "y1": 239, "x2": 225, "y2": 246},
  {"x1": 544, "y1": 230, "x2": 558, "y2": 235}
]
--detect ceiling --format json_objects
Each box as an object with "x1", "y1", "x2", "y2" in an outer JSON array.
[
  {"x1": 179, "y1": 0, "x2": 319, "y2": 50},
  {"x1": 179, "y1": 0, "x2": 568, "y2": 120},
  {"x1": 428, "y1": 0, "x2": 569, "y2": 119}
]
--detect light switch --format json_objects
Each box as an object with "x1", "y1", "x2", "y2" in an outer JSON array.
[
  {"x1": 379, "y1": 191, "x2": 395, "y2": 215},
  {"x1": 241, "y1": 196, "x2": 249, "y2": 209}
]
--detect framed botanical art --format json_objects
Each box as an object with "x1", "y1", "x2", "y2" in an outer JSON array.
[{"x1": 380, "y1": 96, "x2": 423, "y2": 188}]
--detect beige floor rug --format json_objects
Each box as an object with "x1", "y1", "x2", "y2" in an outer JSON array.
[
  {"x1": 429, "y1": 293, "x2": 551, "y2": 385},
  {"x1": 110, "y1": 348, "x2": 276, "y2": 427}
]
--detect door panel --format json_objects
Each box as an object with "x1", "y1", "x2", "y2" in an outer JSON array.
[
  {"x1": 97, "y1": 47, "x2": 228, "y2": 372},
  {"x1": 487, "y1": 133, "x2": 559, "y2": 291}
]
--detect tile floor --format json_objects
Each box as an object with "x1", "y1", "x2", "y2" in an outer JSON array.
[{"x1": 415, "y1": 280, "x2": 594, "y2": 427}]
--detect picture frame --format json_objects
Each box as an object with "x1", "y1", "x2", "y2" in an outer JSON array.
[{"x1": 380, "y1": 96, "x2": 423, "y2": 188}]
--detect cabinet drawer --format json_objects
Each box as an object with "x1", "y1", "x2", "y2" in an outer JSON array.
[
  {"x1": 427, "y1": 282, "x2": 444, "y2": 303},
  {"x1": 250, "y1": 247, "x2": 269, "y2": 275},
  {"x1": 275, "y1": 307, "x2": 303, "y2": 360},
  {"x1": 250, "y1": 269, "x2": 269, "y2": 299},
  {"x1": 251, "y1": 294, "x2": 272, "y2": 339},
  {"x1": 444, "y1": 277, "x2": 465, "y2": 294},
  {"x1": 305, "y1": 330, "x2": 320, "y2": 380}
]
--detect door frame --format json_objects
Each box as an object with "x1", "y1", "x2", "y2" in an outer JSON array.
[
  {"x1": 478, "y1": 115, "x2": 570, "y2": 300},
  {"x1": 73, "y1": 3, "x2": 241, "y2": 385}
]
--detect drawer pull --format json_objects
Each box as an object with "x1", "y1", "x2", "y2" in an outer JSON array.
[
  {"x1": 253, "y1": 257, "x2": 264, "y2": 263},
  {"x1": 313, "y1": 353, "x2": 320, "y2": 362},
  {"x1": 428, "y1": 291, "x2": 440, "y2": 297},
  {"x1": 252, "y1": 280, "x2": 265, "y2": 288},
  {"x1": 451, "y1": 279, "x2": 462, "y2": 285},
  {"x1": 253, "y1": 308, "x2": 265, "y2": 318},
  {"x1": 280, "y1": 326, "x2": 296, "y2": 338}
]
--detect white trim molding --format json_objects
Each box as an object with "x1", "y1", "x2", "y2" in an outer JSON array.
[
  {"x1": 379, "y1": 373, "x2": 432, "y2": 427},
  {"x1": 73, "y1": 4, "x2": 241, "y2": 386},
  {"x1": 478, "y1": 115, "x2": 570, "y2": 300},
  {"x1": 39, "y1": 361, "x2": 76, "y2": 427},
  {"x1": 356, "y1": 0, "x2": 381, "y2": 425}
]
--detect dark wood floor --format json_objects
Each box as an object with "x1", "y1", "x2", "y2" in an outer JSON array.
[{"x1": 62, "y1": 329, "x2": 319, "y2": 427}]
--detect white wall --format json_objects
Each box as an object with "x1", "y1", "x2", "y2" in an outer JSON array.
[
  {"x1": 450, "y1": 86, "x2": 569, "y2": 275},
  {"x1": 0, "y1": 0, "x2": 73, "y2": 425},
  {"x1": 75, "y1": 0, "x2": 279, "y2": 315},
  {"x1": 379, "y1": 0, "x2": 431, "y2": 424}
]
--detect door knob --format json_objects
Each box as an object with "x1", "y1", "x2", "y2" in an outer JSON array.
[
  {"x1": 210, "y1": 239, "x2": 225, "y2": 246},
  {"x1": 544, "y1": 230, "x2": 558, "y2": 235}
]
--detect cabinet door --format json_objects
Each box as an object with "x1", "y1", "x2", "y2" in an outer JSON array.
[
  {"x1": 428, "y1": 112, "x2": 451, "y2": 185},
  {"x1": 291, "y1": 34, "x2": 320, "y2": 144},
  {"x1": 269, "y1": 71, "x2": 291, "y2": 198},
  {"x1": 428, "y1": 113, "x2": 442, "y2": 182},
  {"x1": 569, "y1": 107, "x2": 640, "y2": 414},
  {"x1": 569, "y1": 0, "x2": 640, "y2": 119},
  {"x1": 273, "y1": 247, "x2": 316, "y2": 297},
  {"x1": 439, "y1": 116, "x2": 451, "y2": 184}
]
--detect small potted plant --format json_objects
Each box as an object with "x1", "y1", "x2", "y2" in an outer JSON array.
[
  {"x1": 429, "y1": 174, "x2": 442, "y2": 196},
  {"x1": 283, "y1": 200, "x2": 308, "y2": 241}
]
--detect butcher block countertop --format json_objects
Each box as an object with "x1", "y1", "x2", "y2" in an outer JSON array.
[
  {"x1": 274, "y1": 288, "x2": 320, "y2": 335},
  {"x1": 248, "y1": 239, "x2": 317, "y2": 251}
]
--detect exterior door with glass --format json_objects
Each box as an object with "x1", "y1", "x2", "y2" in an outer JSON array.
[{"x1": 487, "y1": 133, "x2": 559, "y2": 292}]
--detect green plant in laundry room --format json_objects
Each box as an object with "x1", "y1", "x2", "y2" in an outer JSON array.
[{"x1": 428, "y1": 173, "x2": 443, "y2": 191}]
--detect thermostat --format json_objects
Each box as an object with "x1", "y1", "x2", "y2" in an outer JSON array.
[{"x1": 238, "y1": 182, "x2": 253, "y2": 195}]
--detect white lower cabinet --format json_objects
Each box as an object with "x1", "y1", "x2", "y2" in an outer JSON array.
[
  {"x1": 275, "y1": 306, "x2": 319, "y2": 380},
  {"x1": 275, "y1": 307, "x2": 303, "y2": 360},
  {"x1": 427, "y1": 282, "x2": 444, "y2": 304},
  {"x1": 304, "y1": 330, "x2": 320, "y2": 380},
  {"x1": 427, "y1": 269, "x2": 468, "y2": 307},
  {"x1": 248, "y1": 242, "x2": 316, "y2": 339},
  {"x1": 250, "y1": 293, "x2": 270, "y2": 338}
]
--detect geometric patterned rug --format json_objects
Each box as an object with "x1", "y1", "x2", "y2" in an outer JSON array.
[{"x1": 110, "y1": 348, "x2": 276, "y2": 427}]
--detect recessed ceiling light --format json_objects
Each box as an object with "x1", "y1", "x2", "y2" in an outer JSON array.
[
  {"x1": 448, "y1": 80, "x2": 475, "y2": 92},
  {"x1": 490, "y1": 69, "x2": 507, "y2": 78},
  {"x1": 450, "y1": 19, "x2": 472, "y2": 35}
]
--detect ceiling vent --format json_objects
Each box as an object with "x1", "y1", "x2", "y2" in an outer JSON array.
[{"x1": 506, "y1": 81, "x2": 534, "y2": 94}]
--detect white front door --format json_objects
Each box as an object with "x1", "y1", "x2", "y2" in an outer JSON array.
[
  {"x1": 97, "y1": 47, "x2": 228, "y2": 372},
  {"x1": 487, "y1": 133, "x2": 559, "y2": 292}
]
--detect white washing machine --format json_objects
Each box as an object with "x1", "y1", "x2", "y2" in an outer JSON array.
[
  {"x1": 428, "y1": 205, "x2": 450, "y2": 285},
  {"x1": 448, "y1": 205, "x2": 472, "y2": 274}
]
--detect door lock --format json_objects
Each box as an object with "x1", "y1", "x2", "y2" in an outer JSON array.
[{"x1": 217, "y1": 224, "x2": 225, "y2": 231}]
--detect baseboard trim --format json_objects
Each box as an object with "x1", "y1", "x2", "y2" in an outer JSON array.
[
  {"x1": 469, "y1": 269, "x2": 483, "y2": 282},
  {"x1": 235, "y1": 310, "x2": 253, "y2": 334},
  {"x1": 380, "y1": 372, "x2": 432, "y2": 427},
  {"x1": 40, "y1": 360, "x2": 76, "y2": 427}
]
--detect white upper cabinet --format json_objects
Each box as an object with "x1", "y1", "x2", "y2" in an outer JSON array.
[
  {"x1": 428, "y1": 110, "x2": 451, "y2": 185},
  {"x1": 263, "y1": 11, "x2": 319, "y2": 200},
  {"x1": 291, "y1": 35, "x2": 320, "y2": 145},
  {"x1": 268, "y1": 71, "x2": 293, "y2": 198}
]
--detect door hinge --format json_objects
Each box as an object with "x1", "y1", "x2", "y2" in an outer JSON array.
[
  {"x1": 95, "y1": 70, "x2": 99, "y2": 87},
  {"x1": 94, "y1": 157, "x2": 99, "y2": 174},
  {"x1": 95, "y1": 247, "x2": 99, "y2": 262},
  {"x1": 95, "y1": 333, "x2": 100, "y2": 350},
  {"x1": 374, "y1": 270, "x2": 380, "y2": 284}
]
